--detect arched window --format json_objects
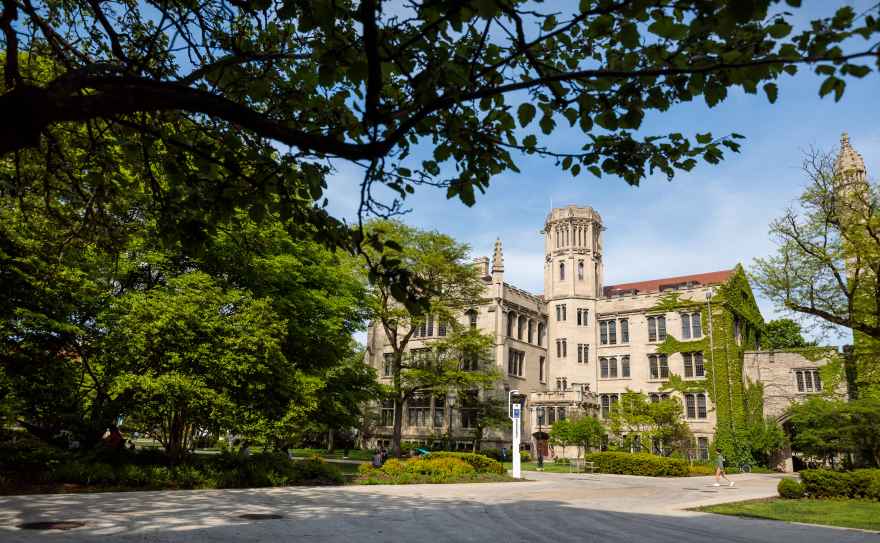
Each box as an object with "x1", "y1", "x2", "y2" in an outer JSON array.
[
  {"x1": 559, "y1": 262, "x2": 565, "y2": 280},
  {"x1": 577, "y1": 261, "x2": 584, "y2": 280},
  {"x1": 466, "y1": 309, "x2": 478, "y2": 330},
  {"x1": 506, "y1": 312, "x2": 516, "y2": 337}
]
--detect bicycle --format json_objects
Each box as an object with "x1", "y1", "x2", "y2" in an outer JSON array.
[{"x1": 738, "y1": 462, "x2": 751, "y2": 473}]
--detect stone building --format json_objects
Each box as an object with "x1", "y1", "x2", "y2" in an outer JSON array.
[{"x1": 364, "y1": 135, "x2": 864, "y2": 461}]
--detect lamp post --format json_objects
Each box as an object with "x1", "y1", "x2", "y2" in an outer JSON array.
[
  {"x1": 446, "y1": 396, "x2": 456, "y2": 451},
  {"x1": 508, "y1": 389, "x2": 522, "y2": 479},
  {"x1": 706, "y1": 288, "x2": 718, "y2": 408}
]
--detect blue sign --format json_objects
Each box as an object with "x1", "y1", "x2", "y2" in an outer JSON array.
[{"x1": 512, "y1": 404, "x2": 521, "y2": 419}]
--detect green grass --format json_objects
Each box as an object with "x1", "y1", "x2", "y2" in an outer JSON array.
[
  {"x1": 501, "y1": 461, "x2": 585, "y2": 474},
  {"x1": 697, "y1": 498, "x2": 880, "y2": 531},
  {"x1": 290, "y1": 448, "x2": 374, "y2": 461}
]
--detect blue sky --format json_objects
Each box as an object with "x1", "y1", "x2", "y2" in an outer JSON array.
[{"x1": 325, "y1": 2, "x2": 879, "y2": 344}]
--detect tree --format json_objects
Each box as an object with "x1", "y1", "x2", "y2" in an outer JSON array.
[
  {"x1": 761, "y1": 319, "x2": 813, "y2": 350},
  {"x1": 608, "y1": 391, "x2": 692, "y2": 456},
  {"x1": 787, "y1": 396, "x2": 855, "y2": 467},
  {"x1": 362, "y1": 220, "x2": 486, "y2": 456},
  {"x1": 2, "y1": 1, "x2": 878, "y2": 271},
  {"x1": 550, "y1": 416, "x2": 605, "y2": 459},
  {"x1": 752, "y1": 148, "x2": 880, "y2": 385}
]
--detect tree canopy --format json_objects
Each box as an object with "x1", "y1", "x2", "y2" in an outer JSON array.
[
  {"x1": 2, "y1": 0, "x2": 878, "y2": 245},
  {"x1": 761, "y1": 318, "x2": 813, "y2": 350}
]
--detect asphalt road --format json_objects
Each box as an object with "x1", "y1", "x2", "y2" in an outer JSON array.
[{"x1": 1, "y1": 472, "x2": 876, "y2": 542}]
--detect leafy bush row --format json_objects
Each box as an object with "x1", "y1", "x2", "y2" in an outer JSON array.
[
  {"x1": 428, "y1": 452, "x2": 504, "y2": 474},
  {"x1": 36, "y1": 452, "x2": 344, "y2": 489},
  {"x1": 799, "y1": 469, "x2": 880, "y2": 500},
  {"x1": 357, "y1": 456, "x2": 508, "y2": 485},
  {"x1": 583, "y1": 452, "x2": 689, "y2": 477}
]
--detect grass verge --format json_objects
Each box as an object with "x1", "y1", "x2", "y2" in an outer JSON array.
[{"x1": 696, "y1": 498, "x2": 880, "y2": 532}]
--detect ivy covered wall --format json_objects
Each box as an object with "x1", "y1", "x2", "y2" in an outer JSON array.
[{"x1": 652, "y1": 264, "x2": 766, "y2": 463}]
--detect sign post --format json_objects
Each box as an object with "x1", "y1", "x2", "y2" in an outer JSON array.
[{"x1": 508, "y1": 389, "x2": 522, "y2": 479}]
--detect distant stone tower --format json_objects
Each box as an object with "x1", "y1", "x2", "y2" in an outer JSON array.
[
  {"x1": 543, "y1": 206, "x2": 604, "y2": 389},
  {"x1": 834, "y1": 132, "x2": 869, "y2": 206}
]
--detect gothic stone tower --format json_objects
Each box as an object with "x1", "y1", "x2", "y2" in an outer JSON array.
[{"x1": 543, "y1": 205, "x2": 604, "y2": 390}]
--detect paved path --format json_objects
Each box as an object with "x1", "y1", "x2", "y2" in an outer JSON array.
[{"x1": 1, "y1": 472, "x2": 876, "y2": 542}]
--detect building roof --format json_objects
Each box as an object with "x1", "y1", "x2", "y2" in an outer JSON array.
[{"x1": 603, "y1": 269, "x2": 734, "y2": 297}]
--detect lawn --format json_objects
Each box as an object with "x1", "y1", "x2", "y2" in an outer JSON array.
[
  {"x1": 501, "y1": 461, "x2": 585, "y2": 474},
  {"x1": 697, "y1": 498, "x2": 880, "y2": 532}
]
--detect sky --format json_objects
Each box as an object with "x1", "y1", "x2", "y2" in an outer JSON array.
[{"x1": 324, "y1": 1, "x2": 879, "y2": 345}]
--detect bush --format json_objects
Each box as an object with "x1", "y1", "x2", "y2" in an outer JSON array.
[
  {"x1": 289, "y1": 458, "x2": 344, "y2": 485},
  {"x1": 800, "y1": 469, "x2": 880, "y2": 500},
  {"x1": 778, "y1": 478, "x2": 805, "y2": 499},
  {"x1": 583, "y1": 452, "x2": 688, "y2": 477},
  {"x1": 405, "y1": 457, "x2": 475, "y2": 478},
  {"x1": 479, "y1": 449, "x2": 501, "y2": 460},
  {"x1": 800, "y1": 469, "x2": 853, "y2": 498},
  {"x1": 520, "y1": 451, "x2": 531, "y2": 462},
  {"x1": 428, "y1": 452, "x2": 504, "y2": 474}
]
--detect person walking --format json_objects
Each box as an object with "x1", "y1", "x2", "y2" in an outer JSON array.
[{"x1": 713, "y1": 448, "x2": 734, "y2": 487}]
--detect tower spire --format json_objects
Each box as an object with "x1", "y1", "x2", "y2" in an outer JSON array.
[
  {"x1": 835, "y1": 131, "x2": 867, "y2": 180},
  {"x1": 492, "y1": 237, "x2": 504, "y2": 275}
]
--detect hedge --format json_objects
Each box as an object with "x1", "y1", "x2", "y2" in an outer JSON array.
[
  {"x1": 583, "y1": 452, "x2": 689, "y2": 477},
  {"x1": 777, "y1": 478, "x2": 805, "y2": 499},
  {"x1": 428, "y1": 452, "x2": 504, "y2": 474},
  {"x1": 800, "y1": 469, "x2": 880, "y2": 500},
  {"x1": 356, "y1": 456, "x2": 511, "y2": 485}
]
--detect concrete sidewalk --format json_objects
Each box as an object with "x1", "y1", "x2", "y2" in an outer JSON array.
[{"x1": 1, "y1": 473, "x2": 875, "y2": 542}]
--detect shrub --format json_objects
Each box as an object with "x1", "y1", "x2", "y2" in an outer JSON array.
[
  {"x1": 290, "y1": 458, "x2": 344, "y2": 485},
  {"x1": 428, "y1": 452, "x2": 504, "y2": 474},
  {"x1": 519, "y1": 451, "x2": 531, "y2": 462},
  {"x1": 800, "y1": 469, "x2": 880, "y2": 500},
  {"x1": 778, "y1": 478, "x2": 805, "y2": 499},
  {"x1": 583, "y1": 452, "x2": 688, "y2": 477},
  {"x1": 800, "y1": 469, "x2": 853, "y2": 498},
  {"x1": 405, "y1": 457, "x2": 475, "y2": 479}
]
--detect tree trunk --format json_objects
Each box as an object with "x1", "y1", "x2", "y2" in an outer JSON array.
[
  {"x1": 327, "y1": 428, "x2": 335, "y2": 452},
  {"x1": 392, "y1": 396, "x2": 404, "y2": 457}
]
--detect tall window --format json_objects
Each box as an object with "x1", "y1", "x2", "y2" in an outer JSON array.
[
  {"x1": 692, "y1": 312, "x2": 702, "y2": 338},
  {"x1": 559, "y1": 262, "x2": 565, "y2": 280},
  {"x1": 620, "y1": 319, "x2": 629, "y2": 343},
  {"x1": 539, "y1": 356, "x2": 545, "y2": 382},
  {"x1": 537, "y1": 406, "x2": 546, "y2": 426},
  {"x1": 383, "y1": 353, "x2": 393, "y2": 377},
  {"x1": 600, "y1": 321, "x2": 608, "y2": 345},
  {"x1": 648, "y1": 315, "x2": 667, "y2": 341},
  {"x1": 407, "y1": 394, "x2": 431, "y2": 427},
  {"x1": 685, "y1": 393, "x2": 708, "y2": 419},
  {"x1": 649, "y1": 354, "x2": 669, "y2": 379},
  {"x1": 697, "y1": 437, "x2": 709, "y2": 460},
  {"x1": 380, "y1": 400, "x2": 395, "y2": 426},
  {"x1": 438, "y1": 320, "x2": 447, "y2": 336},
  {"x1": 577, "y1": 343, "x2": 589, "y2": 364},
  {"x1": 600, "y1": 357, "x2": 618, "y2": 378},
  {"x1": 517, "y1": 316, "x2": 525, "y2": 340},
  {"x1": 506, "y1": 312, "x2": 515, "y2": 337},
  {"x1": 577, "y1": 261, "x2": 584, "y2": 280},
  {"x1": 621, "y1": 355, "x2": 630, "y2": 378},
  {"x1": 467, "y1": 309, "x2": 478, "y2": 329},
  {"x1": 795, "y1": 369, "x2": 822, "y2": 392},
  {"x1": 577, "y1": 308, "x2": 589, "y2": 326},
  {"x1": 508, "y1": 349, "x2": 525, "y2": 377},
  {"x1": 609, "y1": 320, "x2": 617, "y2": 344},
  {"x1": 462, "y1": 352, "x2": 478, "y2": 371},
  {"x1": 528, "y1": 320, "x2": 534, "y2": 343},
  {"x1": 433, "y1": 396, "x2": 445, "y2": 427},
  {"x1": 538, "y1": 323, "x2": 545, "y2": 346},
  {"x1": 556, "y1": 377, "x2": 568, "y2": 391},
  {"x1": 683, "y1": 352, "x2": 705, "y2": 378},
  {"x1": 556, "y1": 304, "x2": 566, "y2": 321},
  {"x1": 556, "y1": 338, "x2": 567, "y2": 358},
  {"x1": 681, "y1": 312, "x2": 701, "y2": 339},
  {"x1": 600, "y1": 394, "x2": 618, "y2": 419}
]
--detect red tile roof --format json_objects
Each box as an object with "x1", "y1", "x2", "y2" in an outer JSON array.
[{"x1": 603, "y1": 269, "x2": 734, "y2": 297}]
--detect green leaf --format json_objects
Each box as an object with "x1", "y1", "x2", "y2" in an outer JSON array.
[
  {"x1": 517, "y1": 103, "x2": 536, "y2": 127},
  {"x1": 695, "y1": 132, "x2": 712, "y2": 144},
  {"x1": 523, "y1": 135, "x2": 538, "y2": 148},
  {"x1": 762, "y1": 82, "x2": 778, "y2": 104},
  {"x1": 543, "y1": 15, "x2": 557, "y2": 31},
  {"x1": 539, "y1": 114, "x2": 556, "y2": 135},
  {"x1": 766, "y1": 22, "x2": 792, "y2": 39}
]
